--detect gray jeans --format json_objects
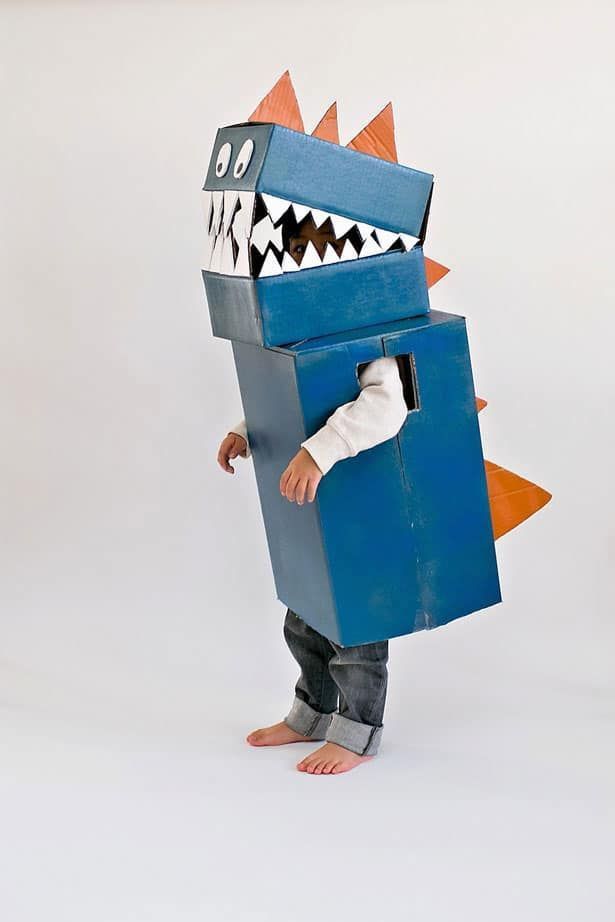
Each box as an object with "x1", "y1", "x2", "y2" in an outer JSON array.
[{"x1": 283, "y1": 609, "x2": 389, "y2": 756}]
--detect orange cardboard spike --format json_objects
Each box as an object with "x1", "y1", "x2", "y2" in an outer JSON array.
[
  {"x1": 424, "y1": 256, "x2": 450, "y2": 288},
  {"x1": 312, "y1": 102, "x2": 340, "y2": 144},
  {"x1": 484, "y1": 461, "x2": 552, "y2": 540},
  {"x1": 347, "y1": 103, "x2": 397, "y2": 162},
  {"x1": 476, "y1": 397, "x2": 487, "y2": 412},
  {"x1": 249, "y1": 70, "x2": 305, "y2": 132}
]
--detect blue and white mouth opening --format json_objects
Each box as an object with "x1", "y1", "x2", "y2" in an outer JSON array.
[{"x1": 202, "y1": 190, "x2": 419, "y2": 278}]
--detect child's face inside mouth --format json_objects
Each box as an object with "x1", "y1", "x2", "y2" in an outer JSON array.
[{"x1": 289, "y1": 215, "x2": 343, "y2": 264}]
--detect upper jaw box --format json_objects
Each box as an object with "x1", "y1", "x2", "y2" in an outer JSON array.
[{"x1": 202, "y1": 120, "x2": 435, "y2": 348}]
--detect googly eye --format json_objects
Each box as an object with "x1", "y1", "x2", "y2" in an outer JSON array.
[
  {"x1": 215, "y1": 142, "x2": 232, "y2": 178},
  {"x1": 233, "y1": 139, "x2": 254, "y2": 179}
]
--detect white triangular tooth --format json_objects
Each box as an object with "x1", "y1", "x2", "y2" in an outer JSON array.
[
  {"x1": 374, "y1": 228, "x2": 400, "y2": 250},
  {"x1": 234, "y1": 191, "x2": 255, "y2": 239},
  {"x1": 211, "y1": 191, "x2": 223, "y2": 235},
  {"x1": 322, "y1": 242, "x2": 339, "y2": 265},
  {"x1": 202, "y1": 230, "x2": 214, "y2": 269},
  {"x1": 234, "y1": 237, "x2": 250, "y2": 276},
  {"x1": 209, "y1": 233, "x2": 224, "y2": 272},
  {"x1": 359, "y1": 235, "x2": 383, "y2": 258},
  {"x1": 251, "y1": 215, "x2": 282, "y2": 253},
  {"x1": 311, "y1": 208, "x2": 329, "y2": 228},
  {"x1": 298, "y1": 240, "x2": 322, "y2": 270},
  {"x1": 355, "y1": 221, "x2": 374, "y2": 240},
  {"x1": 223, "y1": 190, "x2": 240, "y2": 236},
  {"x1": 400, "y1": 233, "x2": 419, "y2": 251},
  {"x1": 339, "y1": 239, "x2": 358, "y2": 261},
  {"x1": 250, "y1": 215, "x2": 278, "y2": 255},
  {"x1": 262, "y1": 193, "x2": 290, "y2": 224},
  {"x1": 220, "y1": 234, "x2": 235, "y2": 274},
  {"x1": 281, "y1": 252, "x2": 300, "y2": 272},
  {"x1": 258, "y1": 250, "x2": 283, "y2": 277},
  {"x1": 202, "y1": 190, "x2": 213, "y2": 230},
  {"x1": 330, "y1": 214, "x2": 354, "y2": 238},
  {"x1": 292, "y1": 202, "x2": 310, "y2": 222},
  {"x1": 270, "y1": 225, "x2": 283, "y2": 250}
]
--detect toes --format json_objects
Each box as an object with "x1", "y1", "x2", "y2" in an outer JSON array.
[{"x1": 298, "y1": 747, "x2": 339, "y2": 775}]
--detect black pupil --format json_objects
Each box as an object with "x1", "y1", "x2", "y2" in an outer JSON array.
[{"x1": 237, "y1": 162, "x2": 243, "y2": 173}]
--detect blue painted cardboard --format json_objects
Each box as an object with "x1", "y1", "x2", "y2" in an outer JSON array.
[
  {"x1": 232, "y1": 310, "x2": 501, "y2": 645},
  {"x1": 204, "y1": 123, "x2": 433, "y2": 238},
  {"x1": 204, "y1": 246, "x2": 430, "y2": 347}
]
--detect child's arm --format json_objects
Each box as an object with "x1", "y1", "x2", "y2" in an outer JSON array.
[{"x1": 280, "y1": 356, "x2": 407, "y2": 504}]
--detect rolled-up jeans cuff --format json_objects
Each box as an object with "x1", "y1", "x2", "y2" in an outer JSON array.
[
  {"x1": 326, "y1": 713, "x2": 383, "y2": 756},
  {"x1": 284, "y1": 697, "x2": 333, "y2": 739}
]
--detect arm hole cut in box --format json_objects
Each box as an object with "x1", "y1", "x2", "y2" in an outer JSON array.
[{"x1": 357, "y1": 354, "x2": 420, "y2": 413}]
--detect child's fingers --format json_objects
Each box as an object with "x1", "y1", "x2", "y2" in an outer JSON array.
[
  {"x1": 295, "y1": 477, "x2": 307, "y2": 505},
  {"x1": 217, "y1": 434, "x2": 248, "y2": 473},
  {"x1": 217, "y1": 449, "x2": 234, "y2": 473},
  {"x1": 284, "y1": 473, "x2": 300, "y2": 502},
  {"x1": 229, "y1": 435, "x2": 247, "y2": 456},
  {"x1": 306, "y1": 477, "x2": 319, "y2": 503},
  {"x1": 279, "y1": 466, "x2": 292, "y2": 494}
]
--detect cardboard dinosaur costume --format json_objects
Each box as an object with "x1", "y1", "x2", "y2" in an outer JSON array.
[{"x1": 202, "y1": 72, "x2": 551, "y2": 646}]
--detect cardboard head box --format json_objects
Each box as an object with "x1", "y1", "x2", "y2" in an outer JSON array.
[{"x1": 201, "y1": 77, "x2": 435, "y2": 347}]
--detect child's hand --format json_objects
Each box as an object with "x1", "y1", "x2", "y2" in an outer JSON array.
[
  {"x1": 217, "y1": 432, "x2": 248, "y2": 474},
  {"x1": 279, "y1": 448, "x2": 322, "y2": 504}
]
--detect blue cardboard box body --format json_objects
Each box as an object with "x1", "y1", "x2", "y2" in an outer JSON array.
[{"x1": 232, "y1": 309, "x2": 501, "y2": 645}]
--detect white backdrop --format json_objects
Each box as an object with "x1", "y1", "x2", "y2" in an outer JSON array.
[{"x1": 1, "y1": 2, "x2": 614, "y2": 920}]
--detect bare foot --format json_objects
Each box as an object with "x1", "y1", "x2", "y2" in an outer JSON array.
[
  {"x1": 246, "y1": 721, "x2": 313, "y2": 747},
  {"x1": 297, "y1": 741, "x2": 372, "y2": 775}
]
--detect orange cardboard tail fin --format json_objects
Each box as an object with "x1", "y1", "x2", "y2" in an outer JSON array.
[
  {"x1": 485, "y1": 461, "x2": 552, "y2": 539},
  {"x1": 424, "y1": 257, "x2": 450, "y2": 288}
]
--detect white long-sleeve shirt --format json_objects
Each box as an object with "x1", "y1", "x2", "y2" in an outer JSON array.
[{"x1": 230, "y1": 356, "x2": 407, "y2": 476}]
